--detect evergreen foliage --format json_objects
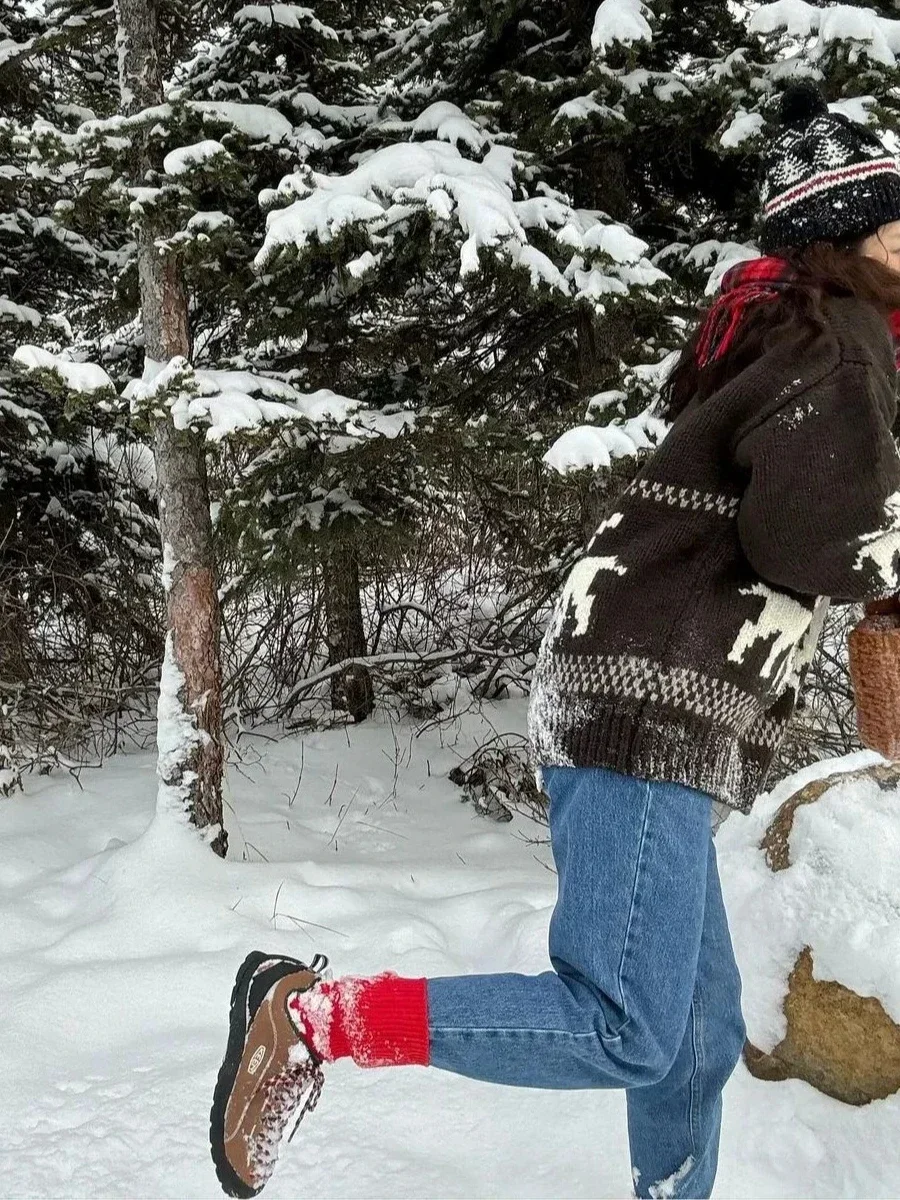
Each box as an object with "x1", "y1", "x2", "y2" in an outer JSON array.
[
  {"x1": 4, "y1": 0, "x2": 899, "y2": 786},
  {"x1": 0, "y1": 2, "x2": 161, "y2": 789}
]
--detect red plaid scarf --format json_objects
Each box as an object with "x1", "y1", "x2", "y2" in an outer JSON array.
[
  {"x1": 695, "y1": 255, "x2": 900, "y2": 371},
  {"x1": 891, "y1": 309, "x2": 900, "y2": 364},
  {"x1": 695, "y1": 256, "x2": 794, "y2": 369}
]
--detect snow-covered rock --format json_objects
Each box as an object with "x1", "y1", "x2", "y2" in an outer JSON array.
[
  {"x1": 719, "y1": 752, "x2": 900, "y2": 1064},
  {"x1": 745, "y1": 944, "x2": 900, "y2": 1105}
]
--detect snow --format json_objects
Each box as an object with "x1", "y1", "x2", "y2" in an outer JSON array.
[
  {"x1": 507, "y1": 242, "x2": 569, "y2": 294},
  {"x1": 190, "y1": 101, "x2": 294, "y2": 145},
  {"x1": 87, "y1": 432, "x2": 157, "y2": 491},
  {"x1": 291, "y1": 93, "x2": 379, "y2": 131},
  {"x1": 163, "y1": 140, "x2": 228, "y2": 176},
  {"x1": 648, "y1": 1155, "x2": 694, "y2": 1200},
  {"x1": 720, "y1": 109, "x2": 764, "y2": 149},
  {"x1": 122, "y1": 360, "x2": 407, "y2": 447},
  {"x1": 616, "y1": 69, "x2": 690, "y2": 102},
  {"x1": 257, "y1": 141, "x2": 660, "y2": 305},
  {"x1": 543, "y1": 413, "x2": 665, "y2": 474},
  {"x1": 13, "y1": 344, "x2": 114, "y2": 393},
  {"x1": 346, "y1": 250, "x2": 380, "y2": 278},
  {"x1": 411, "y1": 102, "x2": 488, "y2": 152},
  {"x1": 0, "y1": 393, "x2": 47, "y2": 433},
  {"x1": 683, "y1": 240, "x2": 760, "y2": 294},
  {"x1": 591, "y1": 0, "x2": 653, "y2": 53},
  {"x1": 125, "y1": 358, "x2": 364, "y2": 442},
  {"x1": 829, "y1": 95, "x2": 876, "y2": 124},
  {"x1": 1, "y1": 718, "x2": 899, "y2": 1197},
  {"x1": 818, "y1": 6, "x2": 900, "y2": 64},
  {"x1": 750, "y1": 0, "x2": 820, "y2": 40},
  {"x1": 750, "y1": 1, "x2": 900, "y2": 66},
  {"x1": 76, "y1": 103, "x2": 173, "y2": 143},
  {"x1": 586, "y1": 388, "x2": 627, "y2": 415},
  {"x1": 186, "y1": 210, "x2": 234, "y2": 232},
  {"x1": 0, "y1": 297, "x2": 41, "y2": 326},
  {"x1": 234, "y1": 4, "x2": 338, "y2": 39},
  {"x1": 256, "y1": 142, "x2": 530, "y2": 273},
  {"x1": 155, "y1": 632, "x2": 199, "y2": 822},
  {"x1": 161, "y1": 542, "x2": 177, "y2": 593},
  {"x1": 582, "y1": 221, "x2": 649, "y2": 263},
  {"x1": 553, "y1": 95, "x2": 627, "y2": 124}
]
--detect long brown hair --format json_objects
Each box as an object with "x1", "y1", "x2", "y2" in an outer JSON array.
[{"x1": 659, "y1": 240, "x2": 900, "y2": 422}]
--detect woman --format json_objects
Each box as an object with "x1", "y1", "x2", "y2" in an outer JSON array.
[{"x1": 210, "y1": 85, "x2": 900, "y2": 1200}]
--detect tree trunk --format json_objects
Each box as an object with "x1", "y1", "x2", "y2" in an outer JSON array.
[
  {"x1": 575, "y1": 307, "x2": 602, "y2": 397},
  {"x1": 115, "y1": 0, "x2": 226, "y2": 854},
  {"x1": 323, "y1": 538, "x2": 373, "y2": 723},
  {"x1": 0, "y1": 498, "x2": 29, "y2": 686},
  {"x1": 571, "y1": 143, "x2": 635, "y2": 400}
]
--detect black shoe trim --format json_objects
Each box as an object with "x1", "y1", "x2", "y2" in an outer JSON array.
[
  {"x1": 246, "y1": 954, "x2": 309, "y2": 1027},
  {"x1": 209, "y1": 952, "x2": 317, "y2": 1198}
]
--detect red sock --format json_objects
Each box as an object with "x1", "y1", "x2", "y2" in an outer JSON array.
[{"x1": 287, "y1": 973, "x2": 430, "y2": 1067}]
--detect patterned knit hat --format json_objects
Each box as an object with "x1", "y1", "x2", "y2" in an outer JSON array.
[{"x1": 760, "y1": 83, "x2": 900, "y2": 253}]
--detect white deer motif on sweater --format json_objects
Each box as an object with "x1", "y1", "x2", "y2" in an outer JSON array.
[
  {"x1": 552, "y1": 513, "x2": 627, "y2": 639},
  {"x1": 727, "y1": 582, "x2": 815, "y2": 693},
  {"x1": 854, "y1": 489, "x2": 900, "y2": 588}
]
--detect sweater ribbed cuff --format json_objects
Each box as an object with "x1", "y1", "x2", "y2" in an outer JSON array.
[{"x1": 323, "y1": 974, "x2": 430, "y2": 1068}]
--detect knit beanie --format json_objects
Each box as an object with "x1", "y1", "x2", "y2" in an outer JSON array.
[{"x1": 760, "y1": 83, "x2": 900, "y2": 253}]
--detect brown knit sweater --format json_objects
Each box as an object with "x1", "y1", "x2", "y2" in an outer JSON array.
[{"x1": 528, "y1": 295, "x2": 900, "y2": 811}]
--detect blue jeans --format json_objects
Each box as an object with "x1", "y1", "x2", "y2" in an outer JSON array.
[{"x1": 426, "y1": 766, "x2": 745, "y2": 1200}]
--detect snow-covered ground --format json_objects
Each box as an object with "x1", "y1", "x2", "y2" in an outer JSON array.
[{"x1": 1, "y1": 702, "x2": 897, "y2": 1198}]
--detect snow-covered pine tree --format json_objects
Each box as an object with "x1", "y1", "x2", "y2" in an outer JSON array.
[
  {"x1": 12, "y1": 0, "x2": 896, "y2": 791},
  {"x1": 24, "y1": 2, "x2": 392, "y2": 753},
  {"x1": 375, "y1": 0, "x2": 900, "y2": 775},
  {"x1": 0, "y1": 0, "x2": 161, "y2": 790},
  {"x1": 0, "y1": 0, "x2": 57, "y2": 782},
  {"x1": 166, "y1": 0, "x2": 388, "y2": 722},
  {"x1": 228, "y1": 0, "x2": 673, "y2": 725},
  {"x1": 1, "y1": 0, "x2": 52, "y2": 692},
  {"x1": 382, "y1": 0, "x2": 676, "y2": 413},
  {"x1": 531, "y1": 0, "x2": 900, "y2": 429}
]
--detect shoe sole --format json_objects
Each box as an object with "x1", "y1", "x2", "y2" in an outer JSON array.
[{"x1": 210, "y1": 951, "x2": 272, "y2": 1198}]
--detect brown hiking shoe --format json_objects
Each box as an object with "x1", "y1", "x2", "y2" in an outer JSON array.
[{"x1": 210, "y1": 951, "x2": 329, "y2": 1197}]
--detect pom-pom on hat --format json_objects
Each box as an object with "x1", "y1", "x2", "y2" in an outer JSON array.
[{"x1": 759, "y1": 82, "x2": 900, "y2": 252}]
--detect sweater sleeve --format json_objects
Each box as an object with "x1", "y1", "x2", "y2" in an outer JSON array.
[{"x1": 734, "y1": 357, "x2": 900, "y2": 602}]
